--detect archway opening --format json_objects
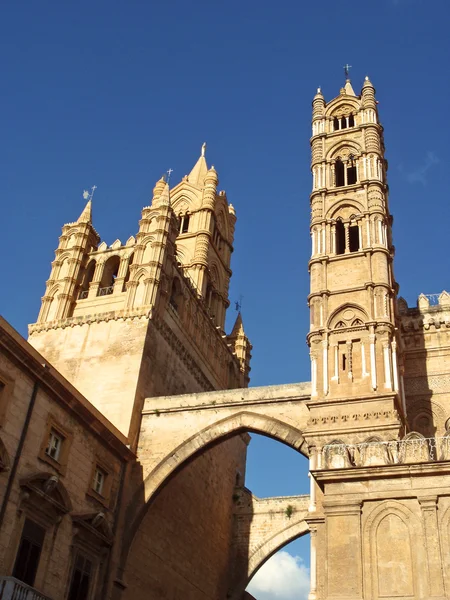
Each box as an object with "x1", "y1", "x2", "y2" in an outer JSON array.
[
  {"x1": 244, "y1": 434, "x2": 310, "y2": 600},
  {"x1": 121, "y1": 423, "x2": 311, "y2": 600}
]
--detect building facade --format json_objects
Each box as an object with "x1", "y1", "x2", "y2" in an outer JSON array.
[{"x1": 1, "y1": 76, "x2": 450, "y2": 600}]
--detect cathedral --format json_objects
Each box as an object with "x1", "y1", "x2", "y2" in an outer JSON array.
[{"x1": 0, "y1": 73, "x2": 449, "y2": 600}]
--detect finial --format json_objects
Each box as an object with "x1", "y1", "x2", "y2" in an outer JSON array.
[
  {"x1": 82, "y1": 185, "x2": 97, "y2": 202},
  {"x1": 201, "y1": 142, "x2": 206, "y2": 157},
  {"x1": 317, "y1": 87, "x2": 321, "y2": 94},
  {"x1": 166, "y1": 168, "x2": 173, "y2": 184},
  {"x1": 365, "y1": 75, "x2": 369, "y2": 81},
  {"x1": 343, "y1": 64, "x2": 352, "y2": 80}
]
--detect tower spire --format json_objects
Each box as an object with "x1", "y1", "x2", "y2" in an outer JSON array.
[{"x1": 188, "y1": 143, "x2": 208, "y2": 186}]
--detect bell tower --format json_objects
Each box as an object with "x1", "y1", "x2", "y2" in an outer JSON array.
[{"x1": 307, "y1": 75, "x2": 406, "y2": 442}]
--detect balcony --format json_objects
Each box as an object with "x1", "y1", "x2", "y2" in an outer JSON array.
[{"x1": 0, "y1": 577, "x2": 52, "y2": 600}]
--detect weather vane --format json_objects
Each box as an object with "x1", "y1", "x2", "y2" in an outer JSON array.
[
  {"x1": 343, "y1": 64, "x2": 352, "y2": 79},
  {"x1": 82, "y1": 185, "x2": 97, "y2": 201},
  {"x1": 235, "y1": 294, "x2": 243, "y2": 312}
]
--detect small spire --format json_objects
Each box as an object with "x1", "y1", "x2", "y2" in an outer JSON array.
[
  {"x1": 188, "y1": 144, "x2": 209, "y2": 186},
  {"x1": 158, "y1": 181, "x2": 171, "y2": 206},
  {"x1": 77, "y1": 199, "x2": 92, "y2": 224}
]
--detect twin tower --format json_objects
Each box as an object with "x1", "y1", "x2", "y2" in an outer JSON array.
[{"x1": 28, "y1": 74, "x2": 403, "y2": 449}]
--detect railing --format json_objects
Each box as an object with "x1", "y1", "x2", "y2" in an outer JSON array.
[
  {"x1": 78, "y1": 290, "x2": 89, "y2": 300},
  {"x1": 0, "y1": 577, "x2": 52, "y2": 600},
  {"x1": 322, "y1": 436, "x2": 450, "y2": 469},
  {"x1": 97, "y1": 285, "x2": 114, "y2": 297}
]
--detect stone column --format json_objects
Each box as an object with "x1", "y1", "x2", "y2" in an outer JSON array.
[
  {"x1": 308, "y1": 449, "x2": 317, "y2": 513},
  {"x1": 369, "y1": 332, "x2": 377, "y2": 391},
  {"x1": 383, "y1": 341, "x2": 392, "y2": 390},
  {"x1": 331, "y1": 225, "x2": 336, "y2": 254},
  {"x1": 418, "y1": 497, "x2": 445, "y2": 598},
  {"x1": 322, "y1": 339, "x2": 329, "y2": 395},
  {"x1": 344, "y1": 223, "x2": 350, "y2": 254},
  {"x1": 311, "y1": 353, "x2": 317, "y2": 397},
  {"x1": 391, "y1": 340, "x2": 399, "y2": 392}
]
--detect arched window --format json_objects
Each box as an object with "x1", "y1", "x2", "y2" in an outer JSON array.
[
  {"x1": 349, "y1": 114, "x2": 355, "y2": 127},
  {"x1": 349, "y1": 224, "x2": 360, "y2": 252},
  {"x1": 335, "y1": 159, "x2": 345, "y2": 187},
  {"x1": 79, "y1": 260, "x2": 96, "y2": 299},
  {"x1": 333, "y1": 117, "x2": 340, "y2": 131},
  {"x1": 341, "y1": 116, "x2": 347, "y2": 130},
  {"x1": 98, "y1": 256, "x2": 120, "y2": 296},
  {"x1": 178, "y1": 214, "x2": 190, "y2": 234},
  {"x1": 336, "y1": 220, "x2": 345, "y2": 255},
  {"x1": 347, "y1": 155, "x2": 357, "y2": 185}
]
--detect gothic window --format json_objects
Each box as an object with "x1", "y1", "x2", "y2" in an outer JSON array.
[
  {"x1": 349, "y1": 224, "x2": 360, "y2": 252},
  {"x1": 333, "y1": 117, "x2": 339, "y2": 131},
  {"x1": 349, "y1": 114, "x2": 355, "y2": 127},
  {"x1": 13, "y1": 518, "x2": 45, "y2": 586},
  {"x1": 79, "y1": 260, "x2": 96, "y2": 300},
  {"x1": 340, "y1": 116, "x2": 347, "y2": 130},
  {"x1": 336, "y1": 220, "x2": 345, "y2": 255},
  {"x1": 335, "y1": 159, "x2": 345, "y2": 187},
  {"x1": 178, "y1": 214, "x2": 190, "y2": 234},
  {"x1": 98, "y1": 256, "x2": 120, "y2": 295},
  {"x1": 347, "y1": 155, "x2": 357, "y2": 185},
  {"x1": 68, "y1": 553, "x2": 93, "y2": 600}
]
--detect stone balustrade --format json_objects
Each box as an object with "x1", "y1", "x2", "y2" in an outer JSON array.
[{"x1": 0, "y1": 577, "x2": 52, "y2": 600}]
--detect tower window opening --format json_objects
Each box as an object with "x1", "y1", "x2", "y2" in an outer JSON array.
[
  {"x1": 336, "y1": 220, "x2": 345, "y2": 255},
  {"x1": 333, "y1": 117, "x2": 339, "y2": 131},
  {"x1": 179, "y1": 214, "x2": 190, "y2": 234},
  {"x1": 335, "y1": 159, "x2": 345, "y2": 187},
  {"x1": 342, "y1": 353, "x2": 347, "y2": 371},
  {"x1": 349, "y1": 114, "x2": 355, "y2": 127},
  {"x1": 98, "y1": 255, "x2": 120, "y2": 295},
  {"x1": 341, "y1": 117, "x2": 347, "y2": 129},
  {"x1": 349, "y1": 225, "x2": 360, "y2": 252},
  {"x1": 347, "y1": 164, "x2": 357, "y2": 185}
]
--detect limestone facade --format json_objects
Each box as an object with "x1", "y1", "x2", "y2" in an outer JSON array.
[{"x1": 1, "y1": 75, "x2": 450, "y2": 600}]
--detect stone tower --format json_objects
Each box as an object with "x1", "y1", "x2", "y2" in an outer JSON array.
[
  {"x1": 28, "y1": 147, "x2": 251, "y2": 447},
  {"x1": 306, "y1": 76, "x2": 406, "y2": 447}
]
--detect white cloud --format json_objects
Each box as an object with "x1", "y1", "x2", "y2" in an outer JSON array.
[
  {"x1": 246, "y1": 551, "x2": 310, "y2": 600},
  {"x1": 399, "y1": 151, "x2": 439, "y2": 186}
]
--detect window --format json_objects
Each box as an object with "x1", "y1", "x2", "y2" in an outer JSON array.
[
  {"x1": 347, "y1": 155, "x2": 357, "y2": 185},
  {"x1": 349, "y1": 114, "x2": 355, "y2": 127},
  {"x1": 335, "y1": 159, "x2": 345, "y2": 187},
  {"x1": 92, "y1": 466, "x2": 106, "y2": 496},
  {"x1": 45, "y1": 429, "x2": 63, "y2": 462},
  {"x1": 13, "y1": 519, "x2": 45, "y2": 586},
  {"x1": 178, "y1": 214, "x2": 190, "y2": 234},
  {"x1": 333, "y1": 117, "x2": 339, "y2": 131},
  {"x1": 335, "y1": 220, "x2": 345, "y2": 255},
  {"x1": 340, "y1": 116, "x2": 347, "y2": 130},
  {"x1": 68, "y1": 553, "x2": 93, "y2": 600},
  {"x1": 349, "y1": 225, "x2": 360, "y2": 252}
]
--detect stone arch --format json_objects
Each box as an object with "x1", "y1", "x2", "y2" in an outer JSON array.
[
  {"x1": 408, "y1": 399, "x2": 446, "y2": 437},
  {"x1": 326, "y1": 139, "x2": 361, "y2": 161},
  {"x1": 327, "y1": 200, "x2": 364, "y2": 220},
  {"x1": 328, "y1": 304, "x2": 368, "y2": 330},
  {"x1": 46, "y1": 285, "x2": 60, "y2": 321},
  {"x1": 363, "y1": 501, "x2": 423, "y2": 599},
  {"x1": 121, "y1": 411, "x2": 308, "y2": 567},
  {"x1": 324, "y1": 96, "x2": 360, "y2": 117},
  {"x1": 230, "y1": 518, "x2": 310, "y2": 600}
]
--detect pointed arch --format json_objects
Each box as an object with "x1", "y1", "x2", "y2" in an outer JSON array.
[
  {"x1": 229, "y1": 517, "x2": 310, "y2": 600},
  {"x1": 121, "y1": 411, "x2": 308, "y2": 567},
  {"x1": 327, "y1": 200, "x2": 364, "y2": 220},
  {"x1": 327, "y1": 303, "x2": 368, "y2": 330}
]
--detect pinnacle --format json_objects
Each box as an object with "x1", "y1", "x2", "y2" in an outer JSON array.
[
  {"x1": 188, "y1": 143, "x2": 209, "y2": 186},
  {"x1": 77, "y1": 199, "x2": 92, "y2": 224}
]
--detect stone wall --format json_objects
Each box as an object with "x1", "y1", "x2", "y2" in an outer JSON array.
[{"x1": 122, "y1": 435, "x2": 248, "y2": 600}]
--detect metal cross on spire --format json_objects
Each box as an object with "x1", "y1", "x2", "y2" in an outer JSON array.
[
  {"x1": 166, "y1": 168, "x2": 173, "y2": 183},
  {"x1": 82, "y1": 185, "x2": 97, "y2": 201},
  {"x1": 343, "y1": 64, "x2": 352, "y2": 80}
]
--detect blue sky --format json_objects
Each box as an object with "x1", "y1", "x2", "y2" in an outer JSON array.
[{"x1": 2, "y1": 1, "x2": 449, "y2": 597}]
